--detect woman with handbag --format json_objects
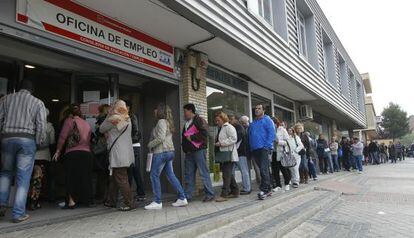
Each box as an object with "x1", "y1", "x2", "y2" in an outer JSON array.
[
  {"x1": 272, "y1": 118, "x2": 291, "y2": 192},
  {"x1": 214, "y1": 111, "x2": 239, "y2": 202},
  {"x1": 145, "y1": 103, "x2": 187, "y2": 210},
  {"x1": 53, "y1": 104, "x2": 94, "y2": 209},
  {"x1": 99, "y1": 100, "x2": 135, "y2": 211},
  {"x1": 287, "y1": 127, "x2": 304, "y2": 188},
  {"x1": 294, "y1": 123, "x2": 309, "y2": 184}
]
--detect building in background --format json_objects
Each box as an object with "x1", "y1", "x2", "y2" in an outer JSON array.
[
  {"x1": 0, "y1": 0, "x2": 367, "y2": 196},
  {"x1": 354, "y1": 73, "x2": 378, "y2": 142}
]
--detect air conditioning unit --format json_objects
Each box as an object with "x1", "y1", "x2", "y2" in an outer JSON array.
[{"x1": 299, "y1": 105, "x2": 313, "y2": 120}]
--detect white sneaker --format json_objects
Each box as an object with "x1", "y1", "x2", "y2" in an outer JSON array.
[
  {"x1": 144, "y1": 201, "x2": 162, "y2": 210},
  {"x1": 285, "y1": 185, "x2": 290, "y2": 191},
  {"x1": 172, "y1": 199, "x2": 188, "y2": 207},
  {"x1": 358, "y1": 171, "x2": 363, "y2": 174},
  {"x1": 272, "y1": 187, "x2": 282, "y2": 192}
]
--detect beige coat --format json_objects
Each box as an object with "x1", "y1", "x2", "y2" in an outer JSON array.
[
  {"x1": 217, "y1": 122, "x2": 239, "y2": 162},
  {"x1": 99, "y1": 118, "x2": 134, "y2": 170}
]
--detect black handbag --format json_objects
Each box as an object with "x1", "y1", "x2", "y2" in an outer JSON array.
[{"x1": 215, "y1": 145, "x2": 235, "y2": 163}]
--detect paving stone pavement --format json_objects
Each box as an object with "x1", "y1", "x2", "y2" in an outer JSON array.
[
  {"x1": 2, "y1": 159, "x2": 414, "y2": 238},
  {"x1": 283, "y1": 158, "x2": 414, "y2": 238}
]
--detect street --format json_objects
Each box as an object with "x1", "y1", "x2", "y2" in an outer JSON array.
[{"x1": 2, "y1": 159, "x2": 414, "y2": 238}]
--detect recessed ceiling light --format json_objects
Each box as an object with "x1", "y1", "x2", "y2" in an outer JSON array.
[
  {"x1": 52, "y1": 99, "x2": 59, "y2": 102},
  {"x1": 24, "y1": 64, "x2": 35, "y2": 69}
]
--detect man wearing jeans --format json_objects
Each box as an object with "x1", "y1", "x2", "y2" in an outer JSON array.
[
  {"x1": 249, "y1": 104, "x2": 275, "y2": 200},
  {"x1": 229, "y1": 115, "x2": 251, "y2": 195},
  {"x1": 0, "y1": 80, "x2": 47, "y2": 223},
  {"x1": 351, "y1": 137, "x2": 364, "y2": 174},
  {"x1": 182, "y1": 104, "x2": 215, "y2": 202}
]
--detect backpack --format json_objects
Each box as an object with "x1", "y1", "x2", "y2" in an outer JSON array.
[{"x1": 66, "y1": 120, "x2": 80, "y2": 149}]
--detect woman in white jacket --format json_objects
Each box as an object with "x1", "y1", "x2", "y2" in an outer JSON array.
[
  {"x1": 214, "y1": 111, "x2": 239, "y2": 202},
  {"x1": 286, "y1": 127, "x2": 304, "y2": 188},
  {"x1": 272, "y1": 118, "x2": 292, "y2": 192}
]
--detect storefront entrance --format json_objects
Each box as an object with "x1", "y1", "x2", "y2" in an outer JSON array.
[{"x1": 0, "y1": 35, "x2": 181, "y2": 202}]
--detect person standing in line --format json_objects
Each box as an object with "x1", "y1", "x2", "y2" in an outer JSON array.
[
  {"x1": 389, "y1": 142, "x2": 397, "y2": 163},
  {"x1": 215, "y1": 112, "x2": 239, "y2": 202},
  {"x1": 368, "y1": 140, "x2": 380, "y2": 165},
  {"x1": 272, "y1": 118, "x2": 291, "y2": 192},
  {"x1": 125, "y1": 100, "x2": 146, "y2": 202},
  {"x1": 54, "y1": 104, "x2": 95, "y2": 209},
  {"x1": 239, "y1": 115, "x2": 261, "y2": 186},
  {"x1": 316, "y1": 134, "x2": 333, "y2": 174},
  {"x1": 395, "y1": 141, "x2": 403, "y2": 161},
  {"x1": 0, "y1": 80, "x2": 47, "y2": 223},
  {"x1": 31, "y1": 108, "x2": 55, "y2": 209},
  {"x1": 329, "y1": 138, "x2": 339, "y2": 172},
  {"x1": 229, "y1": 115, "x2": 251, "y2": 195},
  {"x1": 249, "y1": 104, "x2": 275, "y2": 200},
  {"x1": 286, "y1": 128, "x2": 304, "y2": 188},
  {"x1": 182, "y1": 103, "x2": 215, "y2": 202},
  {"x1": 351, "y1": 137, "x2": 364, "y2": 174},
  {"x1": 295, "y1": 124, "x2": 309, "y2": 183},
  {"x1": 93, "y1": 104, "x2": 110, "y2": 202},
  {"x1": 100, "y1": 100, "x2": 135, "y2": 211},
  {"x1": 341, "y1": 138, "x2": 352, "y2": 171},
  {"x1": 145, "y1": 103, "x2": 187, "y2": 209},
  {"x1": 305, "y1": 132, "x2": 318, "y2": 180}
]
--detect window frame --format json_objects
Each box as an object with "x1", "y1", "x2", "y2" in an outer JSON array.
[
  {"x1": 258, "y1": 0, "x2": 274, "y2": 26},
  {"x1": 296, "y1": 10, "x2": 307, "y2": 58}
]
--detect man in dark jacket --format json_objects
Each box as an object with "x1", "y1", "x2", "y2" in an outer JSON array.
[
  {"x1": 230, "y1": 115, "x2": 251, "y2": 194},
  {"x1": 182, "y1": 103, "x2": 214, "y2": 202},
  {"x1": 316, "y1": 134, "x2": 333, "y2": 174},
  {"x1": 125, "y1": 100, "x2": 145, "y2": 201},
  {"x1": 368, "y1": 141, "x2": 379, "y2": 165},
  {"x1": 341, "y1": 137, "x2": 352, "y2": 171}
]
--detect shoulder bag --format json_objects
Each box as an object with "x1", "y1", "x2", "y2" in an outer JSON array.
[
  {"x1": 66, "y1": 120, "x2": 81, "y2": 149},
  {"x1": 280, "y1": 139, "x2": 296, "y2": 168},
  {"x1": 295, "y1": 136, "x2": 306, "y2": 156}
]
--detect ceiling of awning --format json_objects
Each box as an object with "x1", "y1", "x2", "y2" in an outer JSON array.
[{"x1": 76, "y1": 0, "x2": 212, "y2": 48}]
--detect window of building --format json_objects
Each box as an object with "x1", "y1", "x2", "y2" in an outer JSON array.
[
  {"x1": 297, "y1": 10, "x2": 307, "y2": 58},
  {"x1": 274, "y1": 106, "x2": 295, "y2": 128},
  {"x1": 356, "y1": 81, "x2": 362, "y2": 111},
  {"x1": 207, "y1": 83, "x2": 250, "y2": 172},
  {"x1": 348, "y1": 70, "x2": 355, "y2": 102},
  {"x1": 323, "y1": 30, "x2": 336, "y2": 87},
  {"x1": 258, "y1": 0, "x2": 273, "y2": 25},
  {"x1": 338, "y1": 53, "x2": 348, "y2": 97}
]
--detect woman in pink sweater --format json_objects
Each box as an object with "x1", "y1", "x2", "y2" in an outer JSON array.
[{"x1": 54, "y1": 104, "x2": 93, "y2": 209}]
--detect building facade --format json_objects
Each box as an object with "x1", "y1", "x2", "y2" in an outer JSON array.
[{"x1": 0, "y1": 0, "x2": 366, "y2": 194}]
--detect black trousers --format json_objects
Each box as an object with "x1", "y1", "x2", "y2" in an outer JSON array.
[
  {"x1": 271, "y1": 152, "x2": 291, "y2": 188},
  {"x1": 220, "y1": 162, "x2": 239, "y2": 197}
]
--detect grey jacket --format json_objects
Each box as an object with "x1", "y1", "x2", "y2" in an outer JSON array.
[
  {"x1": 148, "y1": 119, "x2": 174, "y2": 154},
  {"x1": 100, "y1": 118, "x2": 134, "y2": 169}
]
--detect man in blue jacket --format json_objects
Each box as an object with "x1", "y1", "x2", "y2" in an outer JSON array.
[{"x1": 249, "y1": 104, "x2": 275, "y2": 200}]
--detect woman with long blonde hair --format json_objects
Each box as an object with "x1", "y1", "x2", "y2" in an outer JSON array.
[{"x1": 145, "y1": 103, "x2": 187, "y2": 209}]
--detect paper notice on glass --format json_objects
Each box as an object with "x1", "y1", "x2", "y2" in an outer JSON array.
[{"x1": 83, "y1": 91, "x2": 100, "y2": 102}]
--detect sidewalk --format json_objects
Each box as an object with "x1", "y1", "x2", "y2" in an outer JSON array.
[{"x1": 1, "y1": 170, "x2": 351, "y2": 238}]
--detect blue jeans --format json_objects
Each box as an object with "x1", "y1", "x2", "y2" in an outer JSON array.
[
  {"x1": 326, "y1": 153, "x2": 334, "y2": 173},
  {"x1": 308, "y1": 158, "x2": 317, "y2": 178},
  {"x1": 355, "y1": 155, "x2": 363, "y2": 172},
  {"x1": 233, "y1": 156, "x2": 251, "y2": 192},
  {"x1": 252, "y1": 149, "x2": 271, "y2": 193},
  {"x1": 184, "y1": 149, "x2": 215, "y2": 200},
  {"x1": 0, "y1": 137, "x2": 36, "y2": 219},
  {"x1": 331, "y1": 154, "x2": 339, "y2": 172},
  {"x1": 150, "y1": 151, "x2": 185, "y2": 203}
]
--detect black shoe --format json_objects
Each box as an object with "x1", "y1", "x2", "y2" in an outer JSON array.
[
  {"x1": 135, "y1": 195, "x2": 146, "y2": 202},
  {"x1": 0, "y1": 206, "x2": 6, "y2": 217},
  {"x1": 292, "y1": 183, "x2": 299, "y2": 188},
  {"x1": 61, "y1": 203, "x2": 76, "y2": 210},
  {"x1": 202, "y1": 196, "x2": 215, "y2": 202},
  {"x1": 240, "y1": 190, "x2": 251, "y2": 195},
  {"x1": 258, "y1": 191, "x2": 272, "y2": 200}
]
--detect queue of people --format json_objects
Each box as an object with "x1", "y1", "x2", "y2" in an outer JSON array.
[{"x1": 0, "y1": 81, "x2": 405, "y2": 223}]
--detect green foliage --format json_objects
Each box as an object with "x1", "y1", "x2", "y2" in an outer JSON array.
[
  {"x1": 399, "y1": 133, "x2": 414, "y2": 146},
  {"x1": 381, "y1": 102, "x2": 409, "y2": 140}
]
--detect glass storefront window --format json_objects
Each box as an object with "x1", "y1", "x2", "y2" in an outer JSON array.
[
  {"x1": 251, "y1": 93, "x2": 272, "y2": 116},
  {"x1": 207, "y1": 83, "x2": 249, "y2": 176},
  {"x1": 274, "y1": 106, "x2": 294, "y2": 128}
]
